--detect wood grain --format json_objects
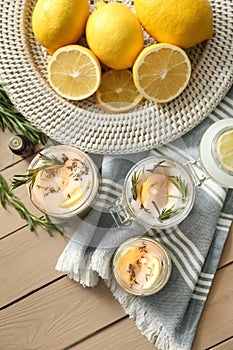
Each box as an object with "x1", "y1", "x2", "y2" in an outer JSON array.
[
  {"x1": 218, "y1": 223, "x2": 233, "y2": 268},
  {"x1": 0, "y1": 278, "x2": 125, "y2": 350},
  {"x1": 210, "y1": 337, "x2": 233, "y2": 350},
  {"x1": 0, "y1": 225, "x2": 68, "y2": 307},
  {"x1": 0, "y1": 129, "x2": 233, "y2": 350},
  {"x1": 70, "y1": 317, "x2": 157, "y2": 350},
  {"x1": 0, "y1": 130, "x2": 21, "y2": 171},
  {"x1": 192, "y1": 263, "x2": 233, "y2": 349}
]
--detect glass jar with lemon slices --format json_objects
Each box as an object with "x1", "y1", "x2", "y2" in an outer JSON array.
[
  {"x1": 110, "y1": 119, "x2": 233, "y2": 231},
  {"x1": 28, "y1": 145, "x2": 99, "y2": 218},
  {"x1": 113, "y1": 236, "x2": 171, "y2": 296}
]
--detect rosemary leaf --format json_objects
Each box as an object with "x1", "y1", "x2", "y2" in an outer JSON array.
[
  {"x1": 147, "y1": 160, "x2": 173, "y2": 173},
  {"x1": 0, "y1": 83, "x2": 48, "y2": 145},
  {"x1": 169, "y1": 175, "x2": 187, "y2": 203},
  {"x1": 157, "y1": 205, "x2": 185, "y2": 223},
  {"x1": 152, "y1": 200, "x2": 161, "y2": 216},
  {"x1": 0, "y1": 173, "x2": 63, "y2": 235},
  {"x1": 11, "y1": 153, "x2": 65, "y2": 191},
  {"x1": 131, "y1": 170, "x2": 141, "y2": 200}
]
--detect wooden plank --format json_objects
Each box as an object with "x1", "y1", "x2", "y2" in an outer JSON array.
[
  {"x1": 0, "y1": 225, "x2": 68, "y2": 307},
  {"x1": 0, "y1": 278, "x2": 125, "y2": 350},
  {"x1": 70, "y1": 317, "x2": 157, "y2": 350},
  {"x1": 0, "y1": 130, "x2": 43, "y2": 171},
  {"x1": 192, "y1": 263, "x2": 233, "y2": 349},
  {"x1": 0, "y1": 130, "x2": 20, "y2": 171},
  {"x1": 210, "y1": 337, "x2": 233, "y2": 350},
  {"x1": 218, "y1": 223, "x2": 233, "y2": 268}
]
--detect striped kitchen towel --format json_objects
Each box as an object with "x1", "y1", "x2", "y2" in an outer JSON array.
[{"x1": 56, "y1": 85, "x2": 233, "y2": 350}]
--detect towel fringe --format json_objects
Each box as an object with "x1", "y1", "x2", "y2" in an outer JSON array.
[{"x1": 56, "y1": 245, "x2": 100, "y2": 287}]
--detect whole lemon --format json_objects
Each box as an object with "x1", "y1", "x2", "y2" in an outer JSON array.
[
  {"x1": 32, "y1": 0, "x2": 89, "y2": 55},
  {"x1": 134, "y1": 0, "x2": 213, "y2": 48},
  {"x1": 86, "y1": 1, "x2": 144, "y2": 70}
]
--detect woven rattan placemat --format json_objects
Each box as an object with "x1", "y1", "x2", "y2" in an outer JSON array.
[{"x1": 0, "y1": 0, "x2": 233, "y2": 154}]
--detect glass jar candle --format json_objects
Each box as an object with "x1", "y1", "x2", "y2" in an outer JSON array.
[
  {"x1": 113, "y1": 236, "x2": 171, "y2": 296},
  {"x1": 28, "y1": 145, "x2": 99, "y2": 218},
  {"x1": 110, "y1": 119, "x2": 233, "y2": 229},
  {"x1": 111, "y1": 156, "x2": 195, "y2": 229}
]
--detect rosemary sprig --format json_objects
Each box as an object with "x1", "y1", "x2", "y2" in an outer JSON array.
[
  {"x1": 147, "y1": 160, "x2": 171, "y2": 172},
  {"x1": 11, "y1": 153, "x2": 65, "y2": 192},
  {"x1": 157, "y1": 205, "x2": 185, "y2": 223},
  {"x1": 152, "y1": 201, "x2": 184, "y2": 223},
  {"x1": 0, "y1": 83, "x2": 48, "y2": 145},
  {"x1": 0, "y1": 173, "x2": 63, "y2": 235},
  {"x1": 169, "y1": 175, "x2": 187, "y2": 203},
  {"x1": 131, "y1": 170, "x2": 141, "y2": 200}
]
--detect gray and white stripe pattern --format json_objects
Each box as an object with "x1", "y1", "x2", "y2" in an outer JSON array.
[{"x1": 56, "y1": 85, "x2": 233, "y2": 350}]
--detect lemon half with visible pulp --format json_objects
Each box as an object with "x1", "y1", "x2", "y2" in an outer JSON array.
[
  {"x1": 47, "y1": 45, "x2": 101, "y2": 101},
  {"x1": 96, "y1": 69, "x2": 144, "y2": 113},
  {"x1": 133, "y1": 43, "x2": 191, "y2": 103},
  {"x1": 216, "y1": 130, "x2": 233, "y2": 173}
]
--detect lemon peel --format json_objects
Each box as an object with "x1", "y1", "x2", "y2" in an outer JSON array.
[
  {"x1": 134, "y1": 0, "x2": 213, "y2": 48},
  {"x1": 142, "y1": 256, "x2": 161, "y2": 290},
  {"x1": 32, "y1": 0, "x2": 89, "y2": 55},
  {"x1": 86, "y1": 2, "x2": 144, "y2": 69},
  {"x1": 59, "y1": 181, "x2": 91, "y2": 208}
]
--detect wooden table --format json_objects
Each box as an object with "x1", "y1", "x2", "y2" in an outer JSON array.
[{"x1": 0, "y1": 129, "x2": 233, "y2": 350}]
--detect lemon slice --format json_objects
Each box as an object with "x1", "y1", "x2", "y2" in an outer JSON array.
[
  {"x1": 47, "y1": 45, "x2": 101, "y2": 101},
  {"x1": 142, "y1": 256, "x2": 161, "y2": 290},
  {"x1": 140, "y1": 177, "x2": 151, "y2": 206},
  {"x1": 59, "y1": 181, "x2": 91, "y2": 208},
  {"x1": 216, "y1": 130, "x2": 233, "y2": 172},
  {"x1": 95, "y1": 69, "x2": 144, "y2": 113},
  {"x1": 133, "y1": 43, "x2": 191, "y2": 103}
]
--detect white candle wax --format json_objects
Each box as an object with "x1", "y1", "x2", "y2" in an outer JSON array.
[
  {"x1": 113, "y1": 237, "x2": 171, "y2": 296},
  {"x1": 28, "y1": 146, "x2": 99, "y2": 218}
]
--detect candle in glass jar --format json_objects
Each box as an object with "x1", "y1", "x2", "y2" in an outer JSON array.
[
  {"x1": 28, "y1": 145, "x2": 99, "y2": 218},
  {"x1": 113, "y1": 237, "x2": 171, "y2": 296}
]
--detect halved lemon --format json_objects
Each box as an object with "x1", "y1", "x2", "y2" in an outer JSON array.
[
  {"x1": 59, "y1": 181, "x2": 91, "y2": 208},
  {"x1": 95, "y1": 69, "x2": 144, "y2": 113},
  {"x1": 47, "y1": 45, "x2": 101, "y2": 100},
  {"x1": 216, "y1": 129, "x2": 233, "y2": 172},
  {"x1": 142, "y1": 256, "x2": 161, "y2": 290},
  {"x1": 132, "y1": 43, "x2": 191, "y2": 103}
]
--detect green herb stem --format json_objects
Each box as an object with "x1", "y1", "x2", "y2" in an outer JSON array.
[
  {"x1": 152, "y1": 201, "x2": 184, "y2": 223},
  {"x1": 0, "y1": 83, "x2": 48, "y2": 145},
  {"x1": 11, "y1": 153, "x2": 65, "y2": 191},
  {"x1": 169, "y1": 175, "x2": 187, "y2": 203},
  {"x1": 131, "y1": 170, "x2": 141, "y2": 200},
  {"x1": 0, "y1": 173, "x2": 63, "y2": 235}
]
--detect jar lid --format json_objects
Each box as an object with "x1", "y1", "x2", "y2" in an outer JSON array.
[
  {"x1": 199, "y1": 119, "x2": 233, "y2": 188},
  {"x1": 9, "y1": 135, "x2": 24, "y2": 151},
  {"x1": 28, "y1": 145, "x2": 99, "y2": 218}
]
